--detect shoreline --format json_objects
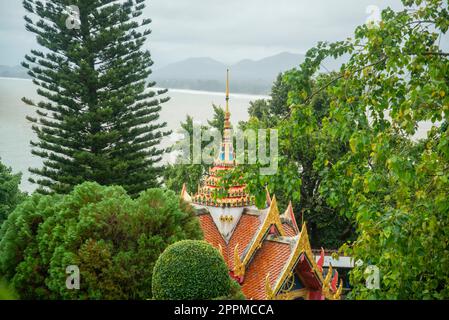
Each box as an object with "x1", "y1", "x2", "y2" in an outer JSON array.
[
  {"x1": 0, "y1": 76, "x2": 32, "y2": 81},
  {"x1": 0, "y1": 76, "x2": 269, "y2": 99}
]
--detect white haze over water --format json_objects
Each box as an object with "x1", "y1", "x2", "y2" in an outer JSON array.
[
  {"x1": 0, "y1": 78, "x2": 262, "y2": 192},
  {"x1": 0, "y1": 77, "x2": 435, "y2": 193}
]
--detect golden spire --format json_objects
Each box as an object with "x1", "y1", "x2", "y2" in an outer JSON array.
[
  {"x1": 225, "y1": 68, "x2": 230, "y2": 114},
  {"x1": 224, "y1": 69, "x2": 231, "y2": 130}
]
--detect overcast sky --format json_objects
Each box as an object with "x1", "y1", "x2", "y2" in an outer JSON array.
[{"x1": 0, "y1": 0, "x2": 406, "y2": 68}]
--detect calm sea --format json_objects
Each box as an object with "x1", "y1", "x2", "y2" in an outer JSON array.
[{"x1": 0, "y1": 77, "x2": 266, "y2": 192}]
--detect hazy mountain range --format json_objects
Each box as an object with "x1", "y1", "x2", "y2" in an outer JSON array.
[
  {"x1": 152, "y1": 52, "x2": 306, "y2": 94},
  {"x1": 1, "y1": 52, "x2": 343, "y2": 94}
]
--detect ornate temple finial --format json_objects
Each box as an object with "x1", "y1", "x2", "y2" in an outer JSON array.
[
  {"x1": 334, "y1": 279, "x2": 344, "y2": 299},
  {"x1": 331, "y1": 269, "x2": 339, "y2": 291},
  {"x1": 180, "y1": 183, "x2": 191, "y2": 202},
  {"x1": 265, "y1": 273, "x2": 275, "y2": 300},
  {"x1": 265, "y1": 186, "x2": 272, "y2": 206},
  {"x1": 321, "y1": 264, "x2": 343, "y2": 300},
  {"x1": 317, "y1": 247, "x2": 325, "y2": 272},
  {"x1": 225, "y1": 68, "x2": 230, "y2": 114},
  {"x1": 233, "y1": 243, "x2": 245, "y2": 278},
  {"x1": 215, "y1": 69, "x2": 234, "y2": 165},
  {"x1": 324, "y1": 264, "x2": 333, "y2": 287},
  {"x1": 224, "y1": 69, "x2": 231, "y2": 131}
]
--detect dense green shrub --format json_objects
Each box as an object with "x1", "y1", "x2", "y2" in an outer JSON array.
[
  {"x1": 0, "y1": 182, "x2": 202, "y2": 299},
  {"x1": 0, "y1": 159, "x2": 26, "y2": 227},
  {"x1": 152, "y1": 240, "x2": 243, "y2": 300}
]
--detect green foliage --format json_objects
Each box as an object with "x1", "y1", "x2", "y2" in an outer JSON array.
[
  {"x1": 270, "y1": 73, "x2": 293, "y2": 118},
  {"x1": 164, "y1": 105, "x2": 226, "y2": 193},
  {"x1": 0, "y1": 158, "x2": 26, "y2": 227},
  {"x1": 247, "y1": 99, "x2": 271, "y2": 124},
  {"x1": 231, "y1": 2, "x2": 449, "y2": 299},
  {"x1": 22, "y1": 0, "x2": 169, "y2": 196},
  {"x1": 214, "y1": 279, "x2": 246, "y2": 300},
  {"x1": 164, "y1": 163, "x2": 205, "y2": 194},
  {"x1": 286, "y1": 0, "x2": 449, "y2": 299},
  {"x1": 208, "y1": 104, "x2": 226, "y2": 136},
  {"x1": 0, "y1": 279, "x2": 17, "y2": 300},
  {"x1": 235, "y1": 72, "x2": 355, "y2": 249},
  {"x1": 152, "y1": 240, "x2": 242, "y2": 300},
  {"x1": 239, "y1": 73, "x2": 293, "y2": 130},
  {"x1": 0, "y1": 182, "x2": 202, "y2": 299},
  {"x1": 163, "y1": 115, "x2": 208, "y2": 193}
]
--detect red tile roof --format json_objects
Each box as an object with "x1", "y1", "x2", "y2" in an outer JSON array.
[
  {"x1": 282, "y1": 223, "x2": 298, "y2": 237},
  {"x1": 241, "y1": 240, "x2": 292, "y2": 300},
  {"x1": 198, "y1": 214, "x2": 228, "y2": 264},
  {"x1": 227, "y1": 214, "x2": 261, "y2": 270},
  {"x1": 198, "y1": 212, "x2": 262, "y2": 269},
  {"x1": 197, "y1": 207, "x2": 331, "y2": 300}
]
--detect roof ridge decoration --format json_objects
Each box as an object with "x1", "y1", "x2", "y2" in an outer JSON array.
[
  {"x1": 181, "y1": 183, "x2": 192, "y2": 202},
  {"x1": 233, "y1": 243, "x2": 245, "y2": 281},
  {"x1": 317, "y1": 247, "x2": 325, "y2": 272},
  {"x1": 331, "y1": 269, "x2": 339, "y2": 291},
  {"x1": 323, "y1": 264, "x2": 333, "y2": 288},
  {"x1": 321, "y1": 264, "x2": 344, "y2": 300},
  {"x1": 296, "y1": 223, "x2": 322, "y2": 281},
  {"x1": 280, "y1": 201, "x2": 299, "y2": 233},
  {"x1": 265, "y1": 187, "x2": 272, "y2": 206},
  {"x1": 265, "y1": 273, "x2": 275, "y2": 300}
]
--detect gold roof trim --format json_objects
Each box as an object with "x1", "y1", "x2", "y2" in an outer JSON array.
[
  {"x1": 321, "y1": 264, "x2": 343, "y2": 300},
  {"x1": 233, "y1": 243, "x2": 245, "y2": 277},
  {"x1": 265, "y1": 273, "x2": 275, "y2": 300},
  {"x1": 275, "y1": 288, "x2": 309, "y2": 300},
  {"x1": 280, "y1": 201, "x2": 299, "y2": 233},
  {"x1": 225, "y1": 69, "x2": 230, "y2": 114},
  {"x1": 270, "y1": 223, "x2": 326, "y2": 297},
  {"x1": 241, "y1": 196, "x2": 285, "y2": 268},
  {"x1": 218, "y1": 243, "x2": 223, "y2": 257},
  {"x1": 180, "y1": 183, "x2": 192, "y2": 202}
]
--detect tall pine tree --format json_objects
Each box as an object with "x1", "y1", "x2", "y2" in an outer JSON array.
[{"x1": 21, "y1": 0, "x2": 169, "y2": 196}]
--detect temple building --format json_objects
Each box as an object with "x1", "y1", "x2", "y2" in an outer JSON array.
[{"x1": 181, "y1": 70, "x2": 344, "y2": 300}]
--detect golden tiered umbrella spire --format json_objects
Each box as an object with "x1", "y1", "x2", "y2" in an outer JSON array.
[
  {"x1": 189, "y1": 69, "x2": 254, "y2": 208},
  {"x1": 224, "y1": 68, "x2": 231, "y2": 130}
]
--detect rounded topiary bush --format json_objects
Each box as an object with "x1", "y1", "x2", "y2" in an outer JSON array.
[
  {"x1": 152, "y1": 240, "x2": 232, "y2": 300},
  {"x1": 0, "y1": 182, "x2": 203, "y2": 299}
]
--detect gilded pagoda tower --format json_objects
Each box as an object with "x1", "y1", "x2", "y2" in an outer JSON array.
[{"x1": 181, "y1": 70, "x2": 343, "y2": 300}]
